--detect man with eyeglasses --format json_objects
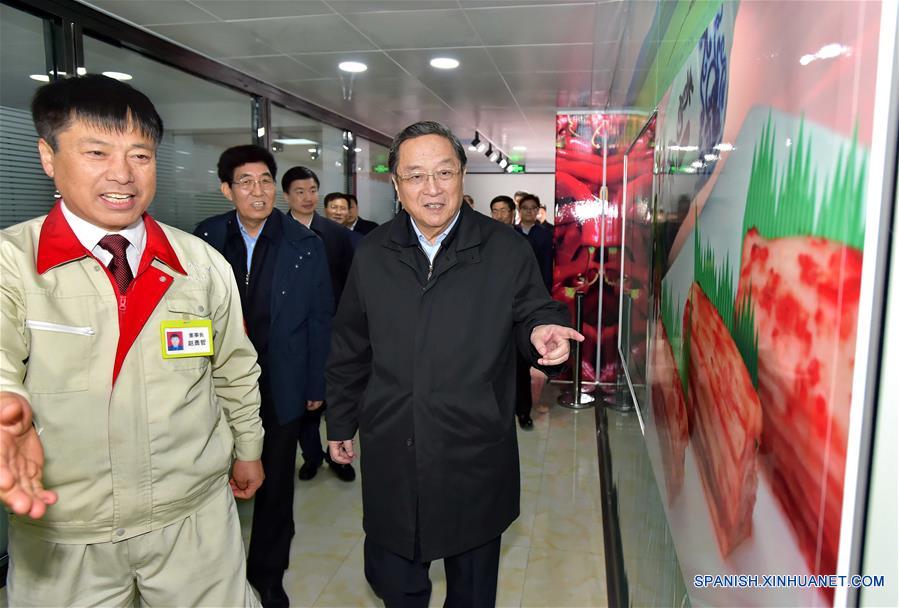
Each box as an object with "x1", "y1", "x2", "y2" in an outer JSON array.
[
  {"x1": 516, "y1": 193, "x2": 553, "y2": 292},
  {"x1": 326, "y1": 121, "x2": 582, "y2": 607},
  {"x1": 195, "y1": 145, "x2": 333, "y2": 608}
]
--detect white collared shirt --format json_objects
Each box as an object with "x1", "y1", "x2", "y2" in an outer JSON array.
[{"x1": 60, "y1": 201, "x2": 146, "y2": 276}]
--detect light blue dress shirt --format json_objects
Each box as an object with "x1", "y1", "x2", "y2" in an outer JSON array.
[
  {"x1": 410, "y1": 211, "x2": 461, "y2": 264},
  {"x1": 237, "y1": 216, "x2": 266, "y2": 272}
]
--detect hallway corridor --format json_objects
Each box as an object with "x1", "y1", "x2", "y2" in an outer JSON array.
[{"x1": 242, "y1": 391, "x2": 608, "y2": 607}]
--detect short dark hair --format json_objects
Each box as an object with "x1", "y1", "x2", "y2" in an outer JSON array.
[
  {"x1": 217, "y1": 145, "x2": 277, "y2": 184},
  {"x1": 323, "y1": 192, "x2": 348, "y2": 208},
  {"x1": 388, "y1": 121, "x2": 467, "y2": 175},
  {"x1": 345, "y1": 193, "x2": 358, "y2": 208},
  {"x1": 519, "y1": 194, "x2": 540, "y2": 208},
  {"x1": 31, "y1": 74, "x2": 163, "y2": 150},
  {"x1": 281, "y1": 166, "x2": 320, "y2": 192},
  {"x1": 490, "y1": 195, "x2": 515, "y2": 213}
]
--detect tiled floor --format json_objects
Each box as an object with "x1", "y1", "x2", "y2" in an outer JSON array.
[
  {"x1": 247, "y1": 388, "x2": 608, "y2": 607},
  {"x1": 0, "y1": 388, "x2": 608, "y2": 607}
]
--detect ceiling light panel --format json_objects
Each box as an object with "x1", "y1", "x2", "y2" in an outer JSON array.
[{"x1": 430, "y1": 57, "x2": 459, "y2": 69}]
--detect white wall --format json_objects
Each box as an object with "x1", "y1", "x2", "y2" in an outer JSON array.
[{"x1": 462, "y1": 173, "x2": 555, "y2": 219}]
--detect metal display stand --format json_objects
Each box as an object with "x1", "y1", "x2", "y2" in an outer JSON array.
[{"x1": 557, "y1": 292, "x2": 596, "y2": 409}]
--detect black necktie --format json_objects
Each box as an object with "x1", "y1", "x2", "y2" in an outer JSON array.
[{"x1": 99, "y1": 234, "x2": 133, "y2": 294}]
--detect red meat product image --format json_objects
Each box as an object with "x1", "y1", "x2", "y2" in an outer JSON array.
[
  {"x1": 685, "y1": 283, "x2": 763, "y2": 558},
  {"x1": 736, "y1": 228, "x2": 860, "y2": 577},
  {"x1": 650, "y1": 323, "x2": 690, "y2": 504}
]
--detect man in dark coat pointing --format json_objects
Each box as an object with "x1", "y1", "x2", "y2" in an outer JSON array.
[{"x1": 325, "y1": 121, "x2": 582, "y2": 607}]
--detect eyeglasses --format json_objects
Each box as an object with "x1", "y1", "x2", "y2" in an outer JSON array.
[
  {"x1": 396, "y1": 168, "x2": 460, "y2": 186},
  {"x1": 233, "y1": 176, "x2": 275, "y2": 191}
]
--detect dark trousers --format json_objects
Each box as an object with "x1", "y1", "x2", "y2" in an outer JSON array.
[
  {"x1": 515, "y1": 352, "x2": 532, "y2": 418},
  {"x1": 298, "y1": 403, "x2": 325, "y2": 466},
  {"x1": 364, "y1": 535, "x2": 502, "y2": 608},
  {"x1": 246, "y1": 386, "x2": 302, "y2": 589}
]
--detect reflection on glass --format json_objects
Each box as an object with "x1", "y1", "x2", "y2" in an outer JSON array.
[
  {"x1": 271, "y1": 104, "x2": 343, "y2": 213},
  {"x1": 620, "y1": 114, "x2": 657, "y2": 403},
  {"x1": 83, "y1": 36, "x2": 253, "y2": 232},
  {"x1": 354, "y1": 136, "x2": 395, "y2": 224},
  {"x1": 0, "y1": 5, "x2": 56, "y2": 228}
]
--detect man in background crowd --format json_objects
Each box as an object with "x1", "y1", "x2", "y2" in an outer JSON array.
[
  {"x1": 462, "y1": 194, "x2": 475, "y2": 208},
  {"x1": 195, "y1": 145, "x2": 332, "y2": 607},
  {"x1": 516, "y1": 193, "x2": 553, "y2": 292},
  {"x1": 489, "y1": 195, "x2": 515, "y2": 225},
  {"x1": 345, "y1": 193, "x2": 379, "y2": 235},
  {"x1": 1, "y1": 74, "x2": 264, "y2": 607},
  {"x1": 537, "y1": 202, "x2": 554, "y2": 229},
  {"x1": 323, "y1": 192, "x2": 350, "y2": 226},
  {"x1": 281, "y1": 167, "x2": 356, "y2": 483}
]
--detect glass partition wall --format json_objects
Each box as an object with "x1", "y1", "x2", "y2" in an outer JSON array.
[
  {"x1": 0, "y1": 1, "x2": 392, "y2": 233},
  {"x1": 83, "y1": 36, "x2": 254, "y2": 231},
  {"x1": 0, "y1": 4, "x2": 58, "y2": 228}
]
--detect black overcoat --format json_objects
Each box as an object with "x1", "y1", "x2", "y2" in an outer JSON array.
[{"x1": 326, "y1": 204, "x2": 569, "y2": 561}]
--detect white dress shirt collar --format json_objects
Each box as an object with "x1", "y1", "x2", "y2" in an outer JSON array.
[{"x1": 60, "y1": 200, "x2": 146, "y2": 275}]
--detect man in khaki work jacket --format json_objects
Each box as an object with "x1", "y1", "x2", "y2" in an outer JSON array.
[{"x1": 0, "y1": 74, "x2": 264, "y2": 606}]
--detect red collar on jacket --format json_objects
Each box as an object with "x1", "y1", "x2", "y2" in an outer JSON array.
[{"x1": 36, "y1": 202, "x2": 186, "y2": 276}]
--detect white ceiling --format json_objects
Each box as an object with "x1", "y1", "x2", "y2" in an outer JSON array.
[{"x1": 77, "y1": 0, "x2": 654, "y2": 172}]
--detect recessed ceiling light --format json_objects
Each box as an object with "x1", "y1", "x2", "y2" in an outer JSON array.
[
  {"x1": 512, "y1": 145, "x2": 527, "y2": 151},
  {"x1": 339, "y1": 61, "x2": 367, "y2": 73},
  {"x1": 354, "y1": 147, "x2": 362, "y2": 152},
  {"x1": 430, "y1": 57, "x2": 459, "y2": 70},
  {"x1": 29, "y1": 74, "x2": 50, "y2": 82},
  {"x1": 273, "y1": 138, "x2": 318, "y2": 145},
  {"x1": 102, "y1": 71, "x2": 132, "y2": 81}
]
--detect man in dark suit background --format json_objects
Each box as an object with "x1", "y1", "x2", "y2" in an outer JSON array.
[
  {"x1": 345, "y1": 193, "x2": 379, "y2": 235},
  {"x1": 515, "y1": 194, "x2": 554, "y2": 292},
  {"x1": 281, "y1": 166, "x2": 356, "y2": 483},
  {"x1": 195, "y1": 145, "x2": 332, "y2": 607}
]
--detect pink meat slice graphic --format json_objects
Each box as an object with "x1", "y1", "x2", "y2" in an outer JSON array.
[
  {"x1": 650, "y1": 323, "x2": 690, "y2": 504},
  {"x1": 685, "y1": 283, "x2": 763, "y2": 558},
  {"x1": 736, "y1": 228, "x2": 860, "y2": 578}
]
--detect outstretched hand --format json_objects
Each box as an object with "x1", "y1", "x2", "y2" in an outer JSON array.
[
  {"x1": 530, "y1": 324, "x2": 585, "y2": 366},
  {"x1": 0, "y1": 391, "x2": 57, "y2": 518}
]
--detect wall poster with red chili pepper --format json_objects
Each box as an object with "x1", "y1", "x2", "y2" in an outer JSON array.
[
  {"x1": 628, "y1": 1, "x2": 891, "y2": 607},
  {"x1": 553, "y1": 112, "x2": 645, "y2": 390}
]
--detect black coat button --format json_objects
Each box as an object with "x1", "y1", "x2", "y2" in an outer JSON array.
[{"x1": 406, "y1": 437, "x2": 414, "y2": 447}]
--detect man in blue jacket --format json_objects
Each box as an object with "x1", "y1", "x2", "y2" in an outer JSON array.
[
  {"x1": 281, "y1": 166, "x2": 357, "y2": 483},
  {"x1": 195, "y1": 146, "x2": 332, "y2": 608}
]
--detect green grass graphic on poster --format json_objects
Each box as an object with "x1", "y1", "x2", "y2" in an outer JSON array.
[
  {"x1": 693, "y1": 225, "x2": 759, "y2": 388},
  {"x1": 660, "y1": 283, "x2": 688, "y2": 394},
  {"x1": 742, "y1": 114, "x2": 867, "y2": 250}
]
